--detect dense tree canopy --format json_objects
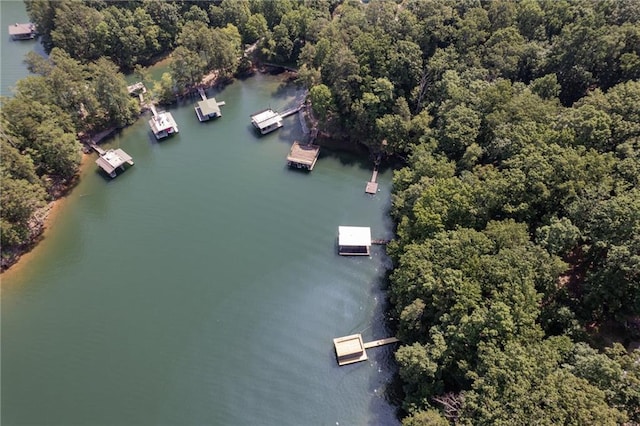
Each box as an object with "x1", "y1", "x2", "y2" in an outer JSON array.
[
  {"x1": 9, "y1": 0, "x2": 640, "y2": 423},
  {"x1": 1, "y1": 47, "x2": 135, "y2": 266}
]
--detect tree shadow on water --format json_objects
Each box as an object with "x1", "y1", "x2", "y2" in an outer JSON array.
[{"x1": 366, "y1": 273, "x2": 403, "y2": 425}]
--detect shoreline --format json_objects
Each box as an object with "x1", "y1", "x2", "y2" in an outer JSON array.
[
  {"x1": 1, "y1": 153, "x2": 92, "y2": 279},
  {"x1": 2, "y1": 68, "x2": 254, "y2": 276},
  {"x1": 1, "y1": 60, "x2": 232, "y2": 276},
  {"x1": 1, "y1": 68, "x2": 380, "y2": 277}
]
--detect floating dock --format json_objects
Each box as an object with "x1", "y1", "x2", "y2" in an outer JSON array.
[
  {"x1": 365, "y1": 169, "x2": 379, "y2": 194},
  {"x1": 333, "y1": 334, "x2": 399, "y2": 366},
  {"x1": 333, "y1": 334, "x2": 367, "y2": 366},
  {"x1": 287, "y1": 141, "x2": 320, "y2": 171},
  {"x1": 8, "y1": 22, "x2": 36, "y2": 40},
  {"x1": 94, "y1": 148, "x2": 134, "y2": 178},
  {"x1": 149, "y1": 105, "x2": 179, "y2": 139},
  {"x1": 250, "y1": 109, "x2": 283, "y2": 134},
  {"x1": 195, "y1": 88, "x2": 225, "y2": 122}
]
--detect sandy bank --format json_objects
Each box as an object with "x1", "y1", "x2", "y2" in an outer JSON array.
[{"x1": 1, "y1": 153, "x2": 93, "y2": 279}]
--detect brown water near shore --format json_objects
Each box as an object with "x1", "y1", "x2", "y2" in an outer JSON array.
[{"x1": 1, "y1": 154, "x2": 93, "y2": 280}]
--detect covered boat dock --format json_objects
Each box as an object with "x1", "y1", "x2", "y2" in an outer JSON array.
[
  {"x1": 95, "y1": 149, "x2": 134, "y2": 178},
  {"x1": 286, "y1": 141, "x2": 320, "y2": 171},
  {"x1": 338, "y1": 226, "x2": 372, "y2": 256},
  {"x1": 149, "y1": 105, "x2": 179, "y2": 139},
  {"x1": 8, "y1": 23, "x2": 37, "y2": 40},
  {"x1": 250, "y1": 109, "x2": 283, "y2": 134},
  {"x1": 195, "y1": 98, "x2": 226, "y2": 122}
]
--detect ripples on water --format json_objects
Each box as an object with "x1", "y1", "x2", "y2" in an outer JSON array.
[{"x1": 1, "y1": 10, "x2": 400, "y2": 422}]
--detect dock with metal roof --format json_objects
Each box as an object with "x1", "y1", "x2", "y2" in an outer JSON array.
[
  {"x1": 93, "y1": 148, "x2": 134, "y2": 178},
  {"x1": 280, "y1": 105, "x2": 302, "y2": 118},
  {"x1": 195, "y1": 88, "x2": 226, "y2": 122},
  {"x1": 250, "y1": 108, "x2": 284, "y2": 134},
  {"x1": 148, "y1": 104, "x2": 179, "y2": 139},
  {"x1": 365, "y1": 169, "x2": 379, "y2": 194}
]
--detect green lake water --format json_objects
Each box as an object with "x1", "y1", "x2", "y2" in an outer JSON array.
[
  {"x1": 0, "y1": 1, "x2": 43, "y2": 96},
  {"x1": 1, "y1": 2, "x2": 400, "y2": 424}
]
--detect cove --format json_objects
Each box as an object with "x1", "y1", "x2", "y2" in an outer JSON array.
[{"x1": 1, "y1": 64, "x2": 399, "y2": 424}]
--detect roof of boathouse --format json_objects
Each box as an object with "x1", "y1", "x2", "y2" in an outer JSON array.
[
  {"x1": 8, "y1": 22, "x2": 36, "y2": 36},
  {"x1": 251, "y1": 109, "x2": 282, "y2": 128},
  {"x1": 95, "y1": 149, "x2": 132, "y2": 175},
  {"x1": 338, "y1": 226, "x2": 372, "y2": 247},
  {"x1": 333, "y1": 334, "x2": 368, "y2": 366},
  {"x1": 150, "y1": 111, "x2": 177, "y2": 132},
  {"x1": 197, "y1": 98, "x2": 222, "y2": 117},
  {"x1": 287, "y1": 142, "x2": 320, "y2": 167}
]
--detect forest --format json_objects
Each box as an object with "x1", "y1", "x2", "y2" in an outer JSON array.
[{"x1": 2, "y1": 0, "x2": 639, "y2": 424}]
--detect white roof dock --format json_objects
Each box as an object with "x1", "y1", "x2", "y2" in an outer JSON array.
[
  {"x1": 195, "y1": 98, "x2": 225, "y2": 121},
  {"x1": 95, "y1": 149, "x2": 134, "y2": 177},
  {"x1": 338, "y1": 226, "x2": 372, "y2": 256},
  {"x1": 149, "y1": 111, "x2": 179, "y2": 139},
  {"x1": 251, "y1": 109, "x2": 283, "y2": 134}
]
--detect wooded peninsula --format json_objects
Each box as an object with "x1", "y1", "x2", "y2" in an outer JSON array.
[{"x1": 1, "y1": 1, "x2": 639, "y2": 424}]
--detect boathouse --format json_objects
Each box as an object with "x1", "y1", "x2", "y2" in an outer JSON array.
[
  {"x1": 338, "y1": 226, "x2": 372, "y2": 256},
  {"x1": 8, "y1": 23, "x2": 37, "y2": 40},
  {"x1": 286, "y1": 142, "x2": 320, "y2": 171},
  {"x1": 333, "y1": 334, "x2": 368, "y2": 366},
  {"x1": 333, "y1": 334, "x2": 399, "y2": 366},
  {"x1": 195, "y1": 98, "x2": 226, "y2": 122},
  {"x1": 149, "y1": 111, "x2": 179, "y2": 139},
  {"x1": 95, "y1": 149, "x2": 134, "y2": 178},
  {"x1": 250, "y1": 109, "x2": 283, "y2": 134}
]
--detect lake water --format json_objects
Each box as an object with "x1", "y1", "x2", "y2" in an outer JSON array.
[
  {"x1": 0, "y1": 0, "x2": 44, "y2": 96},
  {"x1": 1, "y1": 2, "x2": 400, "y2": 424}
]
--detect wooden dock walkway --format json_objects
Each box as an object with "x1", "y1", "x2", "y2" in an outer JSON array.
[
  {"x1": 363, "y1": 337, "x2": 399, "y2": 349},
  {"x1": 198, "y1": 87, "x2": 207, "y2": 101},
  {"x1": 287, "y1": 141, "x2": 320, "y2": 170},
  {"x1": 90, "y1": 145, "x2": 134, "y2": 178},
  {"x1": 89, "y1": 127, "x2": 117, "y2": 145},
  {"x1": 88, "y1": 143, "x2": 106, "y2": 156},
  {"x1": 149, "y1": 104, "x2": 158, "y2": 119},
  {"x1": 280, "y1": 105, "x2": 302, "y2": 118},
  {"x1": 299, "y1": 105, "x2": 309, "y2": 135},
  {"x1": 365, "y1": 168, "x2": 379, "y2": 194}
]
